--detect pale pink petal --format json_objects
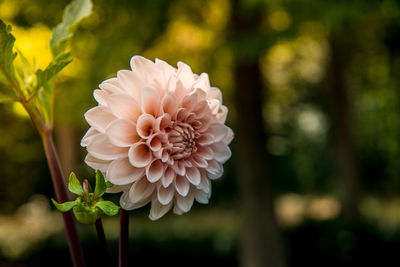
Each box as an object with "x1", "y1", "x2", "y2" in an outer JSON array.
[
  {"x1": 173, "y1": 80, "x2": 187, "y2": 101},
  {"x1": 210, "y1": 142, "x2": 232, "y2": 163},
  {"x1": 157, "y1": 184, "x2": 174, "y2": 205},
  {"x1": 146, "y1": 159, "x2": 164, "y2": 183},
  {"x1": 130, "y1": 56, "x2": 157, "y2": 78},
  {"x1": 99, "y1": 79, "x2": 124, "y2": 94},
  {"x1": 146, "y1": 134, "x2": 163, "y2": 151},
  {"x1": 174, "y1": 108, "x2": 187, "y2": 122},
  {"x1": 136, "y1": 114, "x2": 156, "y2": 139},
  {"x1": 195, "y1": 190, "x2": 209, "y2": 204},
  {"x1": 84, "y1": 154, "x2": 111, "y2": 172},
  {"x1": 181, "y1": 93, "x2": 197, "y2": 112},
  {"x1": 81, "y1": 128, "x2": 100, "y2": 147},
  {"x1": 155, "y1": 113, "x2": 171, "y2": 132},
  {"x1": 127, "y1": 178, "x2": 156, "y2": 203},
  {"x1": 149, "y1": 198, "x2": 173, "y2": 221},
  {"x1": 162, "y1": 167, "x2": 175, "y2": 187},
  {"x1": 128, "y1": 142, "x2": 152, "y2": 167},
  {"x1": 173, "y1": 203, "x2": 184, "y2": 215},
  {"x1": 84, "y1": 106, "x2": 117, "y2": 132},
  {"x1": 196, "y1": 146, "x2": 213, "y2": 160},
  {"x1": 207, "y1": 123, "x2": 228, "y2": 143},
  {"x1": 141, "y1": 86, "x2": 161, "y2": 117},
  {"x1": 176, "y1": 191, "x2": 195, "y2": 212},
  {"x1": 162, "y1": 93, "x2": 178, "y2": 116},
  {"x1": 106, "y1": 184, "x2": 130, "y2": 194},
  {"x1": 185, "y1": 167, "x2": 201, "y2": 186},
  {"x1": 223, "y1": 127, "x2": 234, "y2": 144},
  {"x1": 177, "y1": 61, "x2": 195, "y2": 89},
  {"x1": 107, "y1": 94, "x2": 141, "y2": 122},
  {"x1": 155, "y1": 58, "x2": 176, "y2": 77},
  {"x1": 197, "y1": 133, "x2": 214, "y2": 146},
  {"x1": 216, "y1": 105, "x2": 228, "y2": 123},
  {"x1": 192, "y1": 88, "x2": 207, "y2": 101},
  {"x1": 207, "y1": 86, "x2": 223, "y2": 102},
  {"x1": 173, "y1": 161, "x2": 186, "y2": 176},
  {"x1": 192, "y1": 100, "x2": 209, "y2": 118},
  {"x1": 107, "y1": 158, "x2": 144, "y2": 185},
  {"x1": 106, "y1": 119, "x2": 140, "y2": 147},
  {"x1": 206, "y1": 160, "x2": 224, "y2": 180},
  {"x1": 197, "y1": 116, "x2": 212, "y2": 133},
  {"x1": 116, "y1": 70, "x2": 144, "y2": 99},
  {"x1": 175, "y1": 175, "x2": 190, "y2": 197},
  {"x1": 93, "y1": 89, "x2": 108, "y2": 106},
  {"x1": 191, "y1": 154, "x2": 208, "y2": 168},
  {"x1": 120, "y1": 190, "x2": 151, "y2": 210},
  {"x1": 87, "y1": 135, "x2": 128, "y2": 160},
  {"x1": 197, "y1": 172, "x2": 210, "y2": 193}
]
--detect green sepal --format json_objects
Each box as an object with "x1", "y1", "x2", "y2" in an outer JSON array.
[
  {"x1": 51, "y1": 198, "x2": 76, "y2": 212},
  {"x1": 94, "y1": 170, "x2": 106, "y2": 198},
  {"x1": 106, "y1": 181, "x2": 114, "y2": 188},
  {"x1": 68, "y1": 172, "x2": 84, "y2": 196},
  {"x1": 73, "y1": 200, "x2": 102, "y2": 224},
  {"x1": 95, "y1": 201, "x2": 120, "y2": 216}
]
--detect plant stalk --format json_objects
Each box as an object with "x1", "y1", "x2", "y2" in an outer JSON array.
[
  {"x1": 95, "y1": 219, "x2": 112, "y2": 267},
  {"x1": 119, "y1": 209, "x2": 129, "y2": 267},
  {"x1": 42, "y1": 131, "x2": 86, "y2": 267}
]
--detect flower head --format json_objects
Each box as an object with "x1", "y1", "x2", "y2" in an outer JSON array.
[{"x1": 81, "y1": 56, "x2": 233, "y2": 220}]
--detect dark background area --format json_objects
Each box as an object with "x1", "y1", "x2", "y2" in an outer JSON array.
[{"x1": 0, "y1": 0, "x2": 400, "y2": 266}]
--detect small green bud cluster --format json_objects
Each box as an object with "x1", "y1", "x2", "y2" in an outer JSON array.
[{"x1": 52, "y1": 171, "x2": 120, "y2": 224}]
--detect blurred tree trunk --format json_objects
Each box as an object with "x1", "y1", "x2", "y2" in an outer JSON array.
[
  {"x1": 230, "y1": 2, "x2": 287, "y2": 267},
  {"x1": 326, "y1": 33, "x2": 360, "y2": 220}
]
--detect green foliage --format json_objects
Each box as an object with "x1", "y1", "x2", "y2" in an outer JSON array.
[
  {"x1": 95, "y1": 201, "x2": 120, "y2": 216},
  {"x1": 52, "y1": 171, "x2": 120, "y2": 224},
  {"x1": 94, "y1": 170, "x2": 106, "y2": 198},
  {"x1": 51, "y1": 199, "x2": 76, "y2": 212},
  {"x1": 50, "y1": 0, "x2": 93, "y2": 58},
  {"x1": 68, "y1": 172, "x2": 84, "y2": 196},
  {"x1": 0, "y1": 20, "x2": 17, "y2": 102},
  {"x1": 72, "y1": 198, "x2": 102, "y2": 224}
]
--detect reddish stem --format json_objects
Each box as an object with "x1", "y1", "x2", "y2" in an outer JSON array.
[
  {"x1": 95, "y1": 219, "x2": 112, "y2": 267},
  {"x1": 119, "y1": 209, "x2": 129, "y2": 267},
  {"x1": 42, "y1": 132, "x2": 86, "y2": 267}
]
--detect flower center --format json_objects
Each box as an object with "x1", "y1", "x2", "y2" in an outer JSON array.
[{"x1": 167, "y1": 122, "x2": 199, "y2": 160}]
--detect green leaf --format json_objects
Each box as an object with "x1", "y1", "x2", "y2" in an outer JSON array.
[
  {"x1": 51, "y1": 198, "x2": 76, "y2": 212},
  {"x1": 32, "y1": 59, "x2": 71, "y2": 124},
  {"x1": 68, "y1": 172, "x2": 84, "y2": 196},
  {"x1": 36, "y1": 60, "x2": 71, "y2": 87},
  {"x1": 95, "y1": 201, "x2": 120, "y2": 216},
  {"x1": 50, "y1": 0, "x2": 93, "y2": 57},
  {"x1": 94, "y1": 170, "x2": 106, "y2": 198},
  {"x1": 0, "y1": 19, "x2": 18, "y2": 94},
  {"x1": 106, "y1": 181, "x2": 114, "y2": 188}
]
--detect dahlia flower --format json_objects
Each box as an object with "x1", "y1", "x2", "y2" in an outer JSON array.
[{"x1": 81, "y1": 56, "x2": 233, "y2": 220}]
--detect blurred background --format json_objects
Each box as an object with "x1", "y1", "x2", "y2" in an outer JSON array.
[{"x1": 1, "y1": 0, "x2": 400, "y2": 266}]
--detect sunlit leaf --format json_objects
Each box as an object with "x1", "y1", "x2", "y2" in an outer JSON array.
[
  {"x1": 68, "y1": 172, "x2": 84, "y2": 196},
  {"x1": 94, "y1": 170, "x2": 106, "y2": 198},
  {"x1": 51, "y1": 198, "x2": 76, "y2": 212},
  {"x1": 50, "y1": 0, "x2": 93, "y2": 58},
  {"x1": 96, "y1": 201, "x2": 120, "y2": 216},
  {"x1": 0, "y1": 19, "x2": 18, "y2": 96}
]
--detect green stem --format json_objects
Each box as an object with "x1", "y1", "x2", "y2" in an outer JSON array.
[{"x1": 42, "y1": 131, "x2": 86, "y2": 267}]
